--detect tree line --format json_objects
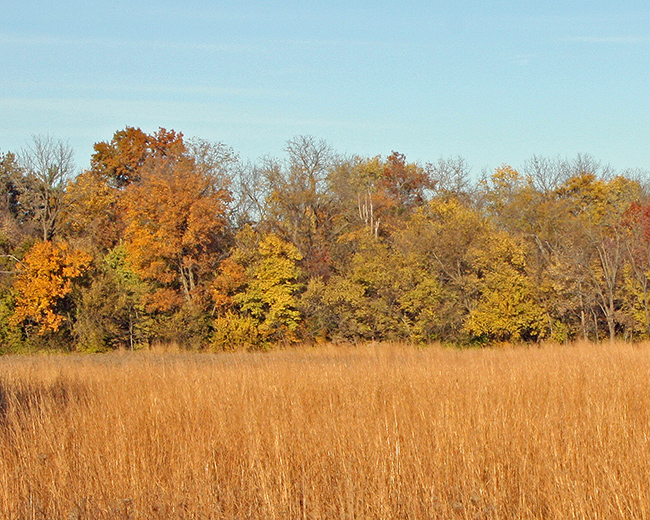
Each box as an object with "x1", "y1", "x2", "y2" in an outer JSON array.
[{"x1": 1, "y1": 127, "x2": 649, "y2": 351}]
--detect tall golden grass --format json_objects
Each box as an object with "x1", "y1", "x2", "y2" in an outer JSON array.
[{"x1": 1, "y1": 342, "x2": 650, "y2": 518}]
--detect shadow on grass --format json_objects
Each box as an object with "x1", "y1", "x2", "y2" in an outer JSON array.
[{"x1": 0, "y1": 378, "x2": 89, "y2": 426}]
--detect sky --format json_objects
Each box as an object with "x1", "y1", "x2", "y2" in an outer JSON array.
[{"x1": 2, "y1": 1, "x2": 650, "y2": 176}]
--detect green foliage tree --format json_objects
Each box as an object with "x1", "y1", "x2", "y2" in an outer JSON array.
[
  {"x1": 394, "y1": 197, "x2": 486, "y2": 342},
  {"x1": 211, "y1": 230, "x2": 302, "y2": 350},
  {"x1": 73, "y1": 245, "x2": 152, "y2": 351},
  {"x1": 622, "y1": 202, "x2": 650, "y2": 337}
]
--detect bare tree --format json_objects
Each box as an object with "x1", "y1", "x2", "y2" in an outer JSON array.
[
  {"x1": 262, "y1": 136, "x2": 335, "y2": 247},
  {"x1": 428, "y1": 155, "x2": 473, "y2": 199},
  {"x1": 523, "y1": 155, "x2": 570, "y2": 193},
  {"x1": 233, "y1": 160, "x2": 272, "y2": 225},
  {"x1": 19, "y1": 135, "x2": 75, "y2": 241},
  {"x1": 523, "y1": 154, "x2": 616, "y2": 195},
  {"x1": 186, "y1": 137, "x2": 238, "y2": 189}
]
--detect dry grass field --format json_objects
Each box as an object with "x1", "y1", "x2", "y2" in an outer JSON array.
[{"x1": 1, "y1": 342, "x2": 650, "y2": 519}]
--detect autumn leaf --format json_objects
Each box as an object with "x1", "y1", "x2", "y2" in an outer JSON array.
[{"x1": 12, "y1": 241, "x2": 91, "y2": 334}]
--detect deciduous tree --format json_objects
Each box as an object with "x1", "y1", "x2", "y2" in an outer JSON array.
[
  {"x1": 234, "y1": 233, "x2": 303, "y2": 342},
  {"x1": 120, "y1": 152, "x2": 232, "y2": 310},
  {"x1": 73, "y1": 244, "x2": 152, "y2": 351},
  {"x1": 553, "y1": 174, "x2": 642, "y2": 340},
  {"x1": 91, "y1": 127, "x2": 185, "y2": 188},
  {"x1": 12, "y1": 240, "x2": 91, "y2": 335},
  {"x1": 18, "y1": 135, "x2": 75, "y2": 241},
  {"x1": 61, "y1": 169, "x2": 122, "y2": 252},
  {"x1": 464, "y1": 231, "x2": 546, "y2": 343}
]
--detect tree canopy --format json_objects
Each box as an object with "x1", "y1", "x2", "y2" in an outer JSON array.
[{"x1": 1, "y1": 127, "x2": 649, "y2": 351}]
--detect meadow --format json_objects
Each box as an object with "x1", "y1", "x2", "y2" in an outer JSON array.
[{"x1": 1, "y1": 342, "x2": 650, "y2": 519}]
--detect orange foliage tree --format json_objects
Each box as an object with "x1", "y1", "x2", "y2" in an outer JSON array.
[
  {"x1": 62, "y1": 170, "x2": 122, "y2": 252},
  {"x1": 120, "y1": 153, "x2": 232, "y2": 311},
  {"x1": 12, "y1": 241, "x2": 91, "y2": 334},
  {"x1": 61, "y1": 127, "x2": 187, "y2": 252},
  {"x1": 91, "y1": 127, "x2": 186, "y2": 188}
]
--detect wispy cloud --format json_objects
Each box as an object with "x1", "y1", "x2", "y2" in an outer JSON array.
[
  {"x1": 0, "y1": 32, "x2": 390, "y2": 52},
  {"x1": 0, "y1": 96, "x2": 397, "y2": 132},
  {"x1": 0, "y1": 33, "x2": 259, "y2": 53},
  {"x1": 0, "y1": 77, "x2": 290, "y2": 102},
  {"x1": 273, "y1": 38, "x2": 397, "y2": 49},
  {"x1": 562, "y1": 36, "x2": 650, "y2": 44}
]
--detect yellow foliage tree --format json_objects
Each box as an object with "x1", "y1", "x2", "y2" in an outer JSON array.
[
  {"x1": 235, "y1": 233, "x2": 303, "y2": 340},
  {"x1": 464, "y1": 231, "x2": 546, "y2": 343},
  {"x1": 12, "y1": 241, "x2": 91, "y2": 334},
  {"x1": 211, "y1": 231, "x2": 302, "y2": 350}
]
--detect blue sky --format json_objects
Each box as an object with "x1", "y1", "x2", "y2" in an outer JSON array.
[{"x1": 2, "y1": 1, "x2": 650, "y2": 175}]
